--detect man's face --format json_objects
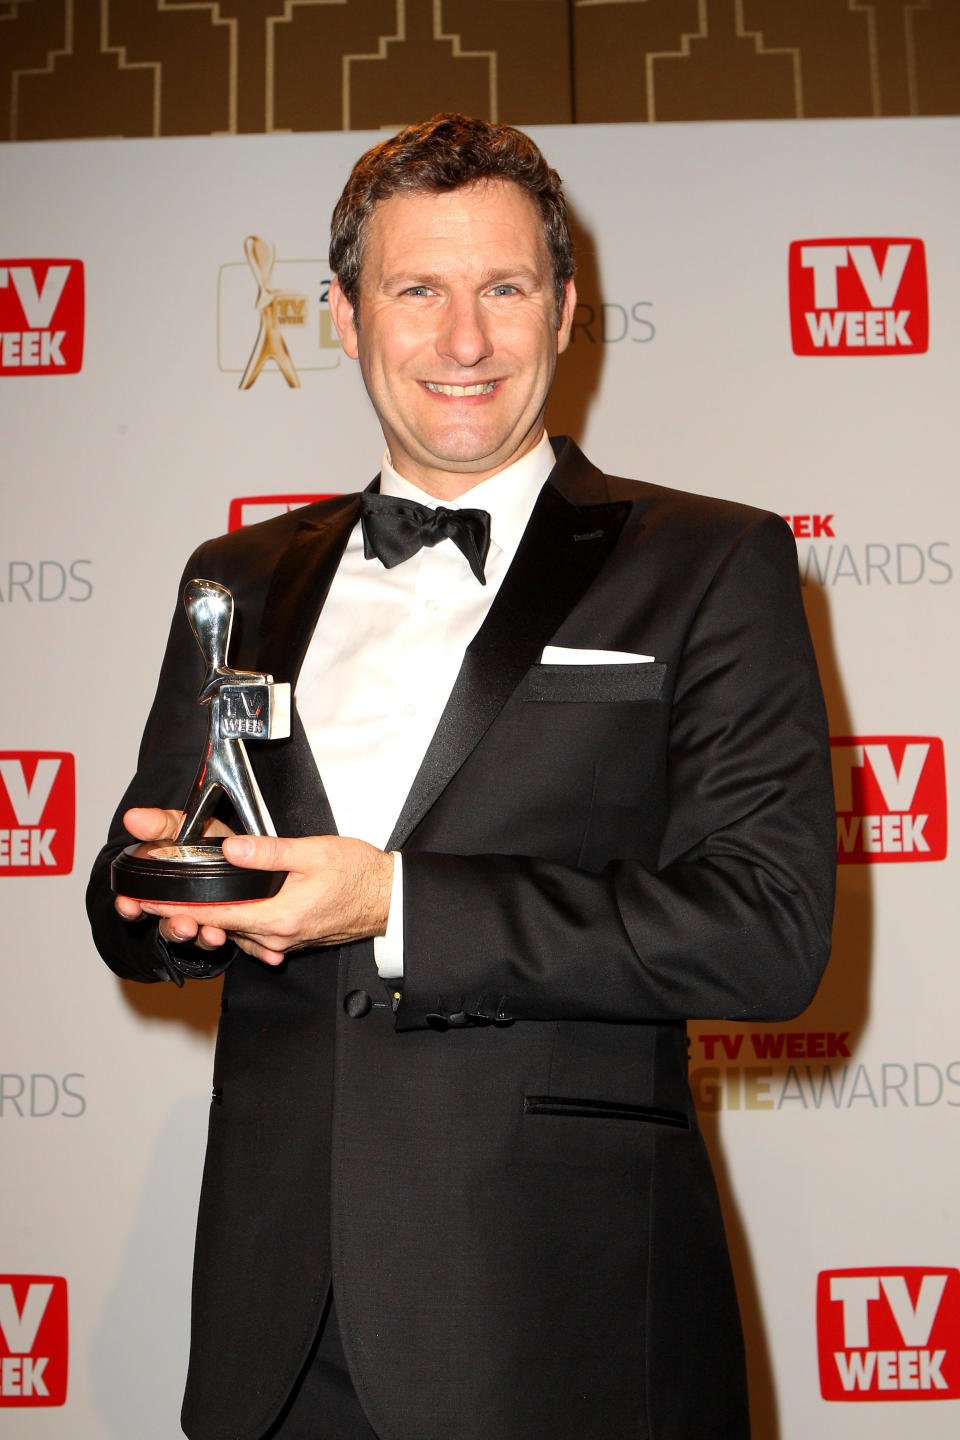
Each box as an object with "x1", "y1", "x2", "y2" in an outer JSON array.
[{"x1": 328, "y1": 180, "x2": 575, "y2": 498}]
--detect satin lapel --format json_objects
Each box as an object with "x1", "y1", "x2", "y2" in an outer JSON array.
[
  {"x1": 257, "y1": 494, "x2": 363, "y2": 686},
  {"x1": 251, "y1": 495, "x2": 362, "y2": 838},
  {"x1": 386, "y1": 482, "x2": 631, "y2": 850}
]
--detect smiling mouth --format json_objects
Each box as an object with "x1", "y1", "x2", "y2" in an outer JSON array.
[{"x1": 423, "y1": 381, "x2": 497, "y2": 396}]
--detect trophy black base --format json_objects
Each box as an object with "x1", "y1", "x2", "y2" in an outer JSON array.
[{"x1": 111, "y1": 840, "x2": 286, "y2": 904}]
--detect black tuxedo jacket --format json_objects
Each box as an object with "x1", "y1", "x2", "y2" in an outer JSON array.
[{"x1": 87, "y1": 438, "x2": 835, "y2": 1440}]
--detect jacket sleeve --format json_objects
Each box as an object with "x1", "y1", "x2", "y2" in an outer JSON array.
[
  {"x1": 86, "y1": 542, "x2": 239, "y2": 985},
  {"x1": 394, "y1": 513, "x2": 836, "y2": 1030}
]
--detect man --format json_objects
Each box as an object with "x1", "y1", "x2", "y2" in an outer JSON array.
[{"x1": 88, "y1": 115, "x2": 835, "y2": 1440}]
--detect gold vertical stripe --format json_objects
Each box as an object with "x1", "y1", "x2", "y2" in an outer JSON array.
[
  {"x1": 10, "y1": 0, "x2": 74, "y2": 141},
  {"x1": 266, "y1": 0, "x2": 347, "y2": 134},
  {"x1": 735, "y1": 0, "x2": 803, "y2": 118},
  {"x1": 904, "y1": 0, "x2": 932, "y2": 116},
  {"x1": 341, "y1": 0, "x2": 405, "y2": 130},
  {"x1": 645, "y1": 0, "x2": 708, "y2": 123},
  {"x1": 434, "y1": 0, "x2": 498, "y2": 122},
  {"x1": 156, "y1": 0, "x2": 238, "y2": 135},
  {"x1": 849, "y1": 0, "x2": 883, "y2": 116},
  {"x1": 102, "y1": 0, "x2": 161, "y2": 137}
]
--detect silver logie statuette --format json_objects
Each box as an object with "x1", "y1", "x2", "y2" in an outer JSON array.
[{"x1": 111, "y1": 579, "x2": 291, "y2": 903}]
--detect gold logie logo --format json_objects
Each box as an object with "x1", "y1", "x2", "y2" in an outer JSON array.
[
  {"x1": 217, "y1": 237, "x2": 341, "y2": 385},
  {"x1": 241, "y1": 236, "x2": 304, "y2": 389}
]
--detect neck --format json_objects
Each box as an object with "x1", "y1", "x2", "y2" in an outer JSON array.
[{"x1": 387, "y1": 429, "x2": 549, "y2": 501}]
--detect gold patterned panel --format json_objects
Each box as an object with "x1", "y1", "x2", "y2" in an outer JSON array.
[
  {"x1": 193, "y1": 0, "x2": 290, "y2": 134},
  {"x1": 3, "y1": 0, "x2": 960, "y2": 139},
  {"x1": 105, "y1": 0, "x2": 236, "y2": 136},
  {"x1": 268, "y1": 0, "x2": 573, "y2": 133},
  {"x1": 437, "y1": 0, "x2": 572, "y2": 126},
  {"x1": 1, "y1": 1, "x2": 62, "y2": 141},
  {"x1": 268, "y1": 0, "x2": 399, "y2": 134},
  {"x1": 646, "y1": 0, "x2": 800, "y2": 122},
  {"x1": 12, "y1": 0, "x2": 156, "y2": 139},
  {"x1": 342, "y1": 1, "x2": 493, "y2": 131},
  {"x1": 574, "y1": 0, "x2": 702, "y2": 124},
  {"x1": 849, "y1": 0, "x2": 918, "y2": 115},
  {"x1": 911, "y1": 0, "x2": 960, "y2": 115},
  {"x1": 742, "y1": 0, "x2": 876, "y2": 117}
]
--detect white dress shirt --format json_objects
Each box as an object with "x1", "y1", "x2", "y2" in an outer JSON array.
[{"x1": 295, "y1": 431, "x2": 556, "y2": 977}]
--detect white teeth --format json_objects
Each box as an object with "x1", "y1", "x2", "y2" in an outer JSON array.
[{"x1": 424, "y1": 382, "x2": 496, "y2": 396}]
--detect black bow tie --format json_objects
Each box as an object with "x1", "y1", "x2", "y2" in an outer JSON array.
[{"x1": 360, "y1": 491, "x2": 492, "y2": 585}]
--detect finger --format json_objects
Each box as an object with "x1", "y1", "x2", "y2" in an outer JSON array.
[
  {"x1": 124, "y1": 806, "x2": 183, "y2": 842},
  {"x1": 115, "y1": 895, "x2": 145, "y2": 921},
  {"x1": 255, "y1": 948, "x2": 287, "y2": 966},
  {"x1": 122, "y1": 809, "x2": 234, "y2": 845},
  {"x1": 140, "y1": 898, "x2": 276, "y2": 932},
  {"x1": 232, "y1": 935, "x2": 287, "y2": 967},
  {"x1": 221, "y1": 834, "x2": 292, "y2": 870},
  {"x1": 159, "y1": 916, "x2": 199, "y2": 944},
  {"x1": 200, "y1": 818, "x2": 235, "y2": 841},
  {"x1": 196, "y1": 925, "x2": 228, "y2": 950}
]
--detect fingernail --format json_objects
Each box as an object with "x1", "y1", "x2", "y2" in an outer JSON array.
[{"x1": 226, "y1": 836, "x2": 255, "y2": 861}]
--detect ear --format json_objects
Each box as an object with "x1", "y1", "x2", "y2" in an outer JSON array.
[
  {"x1": 328, "y1": 278, "x2": 359, "y2": 359},
  {"x1": 556, "y1": 278, "x2": 577, "y2": 355}
]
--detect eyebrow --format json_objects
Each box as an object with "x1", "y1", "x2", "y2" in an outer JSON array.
[{"x1": 380, "y1": 266, "x2": 545, "y2": 290}]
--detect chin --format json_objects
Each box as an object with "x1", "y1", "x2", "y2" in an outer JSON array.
[{"x1": 430, "y1": 429, "x2": 514, "y2": 468}]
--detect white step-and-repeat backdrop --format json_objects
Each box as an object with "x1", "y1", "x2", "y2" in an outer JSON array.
[{"x1": 2, "y1": 120, "x2": 957, "y2": 1438}]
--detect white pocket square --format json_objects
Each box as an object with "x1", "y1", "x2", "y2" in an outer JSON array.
[{"x1": 540, "y1": 646, "x2": 655, "y2": 665}]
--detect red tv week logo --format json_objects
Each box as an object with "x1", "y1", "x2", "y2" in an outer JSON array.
[
  {"x1": 0, "y1": 752, "x2": 75, "y2": 874},
  {"x1": 789, "y1": 239, "x2": 928, "y2": 355},
  {"x1": 228, "y1": 493, "x2": 333, "y2": 531},
  {"x1": 831, "y1": 737, "x2": 946, "y2": 863},
  {"x1": 0, "y1": 1276, "x2": 68, "y2": 1406},
  {"x1": 782, "y1": 513, "x2": 834, "y2": 538},
  {"x1": 0, "y1": 260, "x2": 84, "y2": 374},
  {"x1": 818, "y1": 1268, "x2": 960, "y2": 1400}
]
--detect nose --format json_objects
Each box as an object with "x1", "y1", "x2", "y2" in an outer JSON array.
[{"x1": 436, "y1": 292, "x2": 492, "y2": 369}]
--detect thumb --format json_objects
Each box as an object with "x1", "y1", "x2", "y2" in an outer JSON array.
[
  {"x1": 124, "y1": 806, "x2": 183, "y2": 841},
  {"x1": 221, "y1": 833, "x2": 289, "y2": 870}
]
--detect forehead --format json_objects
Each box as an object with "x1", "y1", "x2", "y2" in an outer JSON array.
[{"x1": 360, "y1": 180, "x2": 548, "y2": 281}]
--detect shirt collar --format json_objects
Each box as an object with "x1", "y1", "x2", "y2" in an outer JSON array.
[{"x1": 378, "y1": 431, "x2": 555, "y2": 564}]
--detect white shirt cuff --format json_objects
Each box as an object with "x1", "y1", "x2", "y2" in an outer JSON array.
[{"x1": 373, "y1": 851, "x2": 404, "y2": 979}]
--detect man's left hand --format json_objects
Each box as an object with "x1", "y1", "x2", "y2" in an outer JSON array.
[{"x1": 137, "y1": 835, "x2": 395, "y2": 966}]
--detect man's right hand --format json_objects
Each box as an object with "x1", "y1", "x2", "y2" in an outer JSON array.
[{"x1": 114, "y1": 807, "x2": 234, "y2": 951}]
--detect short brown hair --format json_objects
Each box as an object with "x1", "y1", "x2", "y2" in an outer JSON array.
[{"x1": 329, "y1": 113, "x2": 575, "y2": 324}]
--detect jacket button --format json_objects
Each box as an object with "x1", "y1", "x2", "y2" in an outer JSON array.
[
  {"x1": 343, "y1": 989, "x2": 372, "y2": 1018},
  {"x1": 447, "y1": 1011, "x2": 469, "y2": 1028}
]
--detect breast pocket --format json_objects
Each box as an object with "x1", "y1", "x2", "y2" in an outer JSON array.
[{"x1": 523, "y1": 662, "x2": 667, "y2": 703}]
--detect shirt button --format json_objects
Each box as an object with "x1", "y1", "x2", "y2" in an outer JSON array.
[
  {"x1": 425, "y1": 598, "x2": 439, "y2": 613},
  {"x1": 403, "y1": 702, "x2": 417, "y2": 717}
]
